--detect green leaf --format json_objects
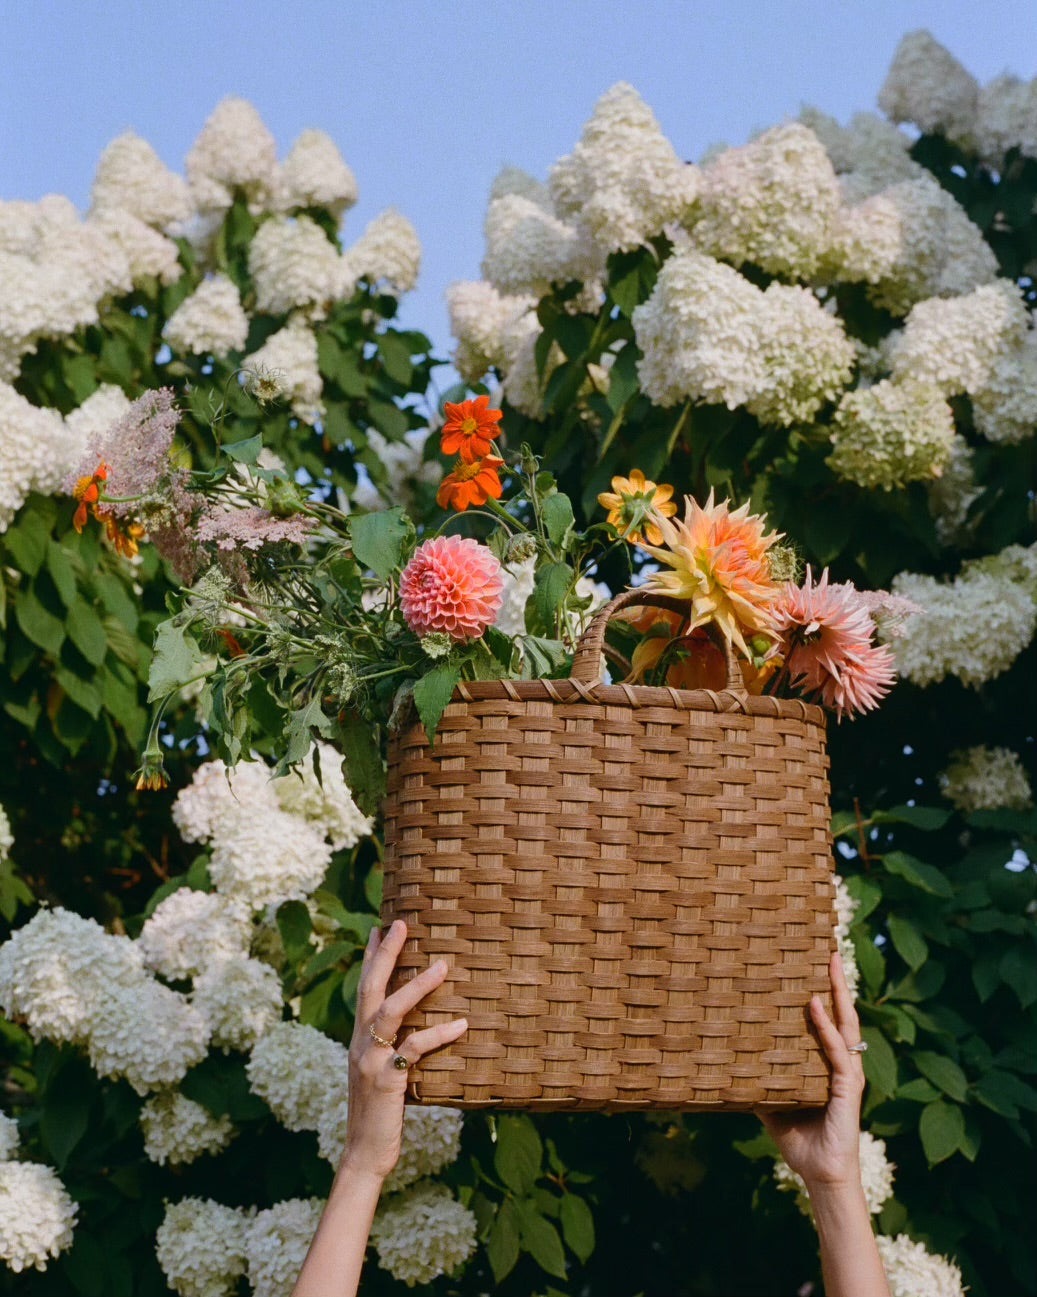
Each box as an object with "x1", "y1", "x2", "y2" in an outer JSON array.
[
  {"x1": 46, "y1": 541, "x2": 78, "y2": 608},
  {"x1": 349, "y1": 507, "x2": 410, "y2": 581},
  {"x1": 852, "y1": 928, "x2": 886, "y2": 996},
  {"x1": 40, "y1": 1056, "x2": 93, "y2": 1169},
  {"x1": 887, "y1": 914, "x2": 929, "y2": 971},
  {"x1": 519, "y1": 635, "x2": 569, "y2": 679},
  {"x1": 897, "y1": 1077, "x2": 941, "y2": 1103},
  {"x1": 845, "y1": 874, "x2": 882, "y2": 924},
  {"x1": 515, "y1": 1199, "x2": 567, "y2": 1281},
  {"x1": 973, "y1": 1070, "x2": 1037, "y2": 1119},
  {"x1": 279, "y1": 694, "x2": 334, "y2": 771},
  {"x1": 604, "y1": 341, "x2": 640, "y2": 414},
  {"x1": 487, "y1": 1199, "x2": 521, "y2": 1283},
  {"x1": 998, "y1": 945, "x2": 1037, "y2": 1008},
  {"x1": 277, "y1": 899, "x2": 314, "y2": 962},
  {"x1": 560, "y1": 1193, "x2": 595, "y2": 1263},
  {"x1": 223, "y1": 432, "x2": 264, "y2": 465},
  {"x1": 861, "y1": 1026, "x2": 897, "y2": 1096},
  {"x1": 494, "y1": 1114, "x2": 542, "y2": 1196},
  {"x1": 337, "y1": 710, "x2": 385, "y2": 818},
  {"x1": 54, "y1": 667, "x2": 102, "y2": 719},
  {"x1": 883, "y1": 851, "x2": 954, "y2": 898},
  {"x1": 542, "y1": 493, "x2": 575, "y2": 547},
  {"x1": 4, "y1": 510, "x2": 50, "y2": 574},
  {"x1": 413, "y1": 661, "x2": 463, "y2": 744},
  {"x1": 181, "y1": 1055, "x2": 268, "y2": 1122},
  {"x1": 14, "y1": 587, "x2": 65, "y2": 656},
  {"x1": 147, "y1": 619, "x2": 207, "y2": 702},
  {"x1": 919, "y1": 1098, "x2": 966, "y2": 1165},
  {"x1": 66, "y1": 601, "x2": 108, "y2": 666},
  {"x1": 913, "y1": 1050, "x2": 968, "y2": 1102},
  {"x1": 872, "y1": 804, "x2": 951, "y2": 831},
  {"x1": 532, "y1": 562, "x2": 573, "y2": 633},
  {"x1": 830, "y1": 809, "x2": 858, "y2": 838}
]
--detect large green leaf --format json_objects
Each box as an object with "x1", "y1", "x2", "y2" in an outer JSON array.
[
  {"x1": 349, "y1": 507, "x2": 410, "y2": 581},
  {"x1": 494, "y1": 1114, "x2": 543, "y2": 1196},
  {"x1": 560, "y1": 1192, "x2": 595, "y2": 1263},
  {"x1": 919, "y1": 1098, "x2": 966, "y2": 1165},
  {"x1": 412, "y1": 661, "x2": 463, "y2": 744},
  {"x1": 883, "y1": 851, "x2": 954, "y2": 898},
  {"x1": 486, "y1": 1199, "x2": 521, "y2": 1283},
  {"x1": 147, "y1": 619, "x2": 207, "y2": 701},
  {"x1": 913, "y1": 1050, "x2": 968, "y2": 1102}
]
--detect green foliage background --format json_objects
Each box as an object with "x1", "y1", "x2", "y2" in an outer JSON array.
[{"x1": 1, "y1": 134, "x2": 1035, "y2": 1297}]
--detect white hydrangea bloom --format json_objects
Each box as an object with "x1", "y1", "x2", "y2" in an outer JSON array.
[
  {"x1": 87, "y1": 206, "x2": 183, "y2": 286},
  {"x1": 193, "y1": 954, "x2": 283, "y2": 1051},
  {"x1": 889, "y1": 281, "x2": 1029, "y2": 396},
  {"x1": 245, "y1": 1198, "x2": 323, "y2": 1297},
  {"x1": 0, "y1": 906, "x2": 144, "y2": 1044},
  {"x1": 745, "y1": 283, "x2": 855, "y2": 426},
  {"x1": 488, "y1": 165, "x2": 553, "y2": 210},
  {"x1": 0, "y1": 383, "x2": 70, "y2": 529},
  {"x1": 971, "y1": 330, "x2": 1037, "y2": 444},
  {"x1": 277, "y1": 129, "x2": 358, "y2": 218},
  {"x1": 351, "y1": 427, "x2": 442, "y2": 513},
  {"x1": 0, "y1": 1112, "x2": 18, "y2": 1161},
  {"x1": 827, "y1": 379, "x2": 955, "y2": 490},
  {"x1": 90, "y1": 131, "x2": 193, "y2": 227},
  {"x1": 633, "y1": 251, "x2": 765, "y2": 409},
  {"x1": 172, "y1": 758, "x2": 276, "y2": 844},
  {"x1": 867, "y1": 177, "x2": 998, "y2": 316},
  {"x1": 974, "y1": 74, "x2": 1037, "y2": 165},
  {"x1": 891, "y1": 567, "x2": 1036, "y2": 688},
  {"x1": 878, "y1": 30, "x2": 978, "y2": 143},
  {"x1": 0, "y1": 1161, "x2": 77, "y2": 1272},
  {"x1": 940, "y1": 746, "x2": 1034, "y2": 814},
  {"x1": 691, "y1": 123, "x2": 842, "y2": 279},
  {"x1": 246, "y1": 1021, "x2": 348, "y2": 1132},
  {"x1": 243, "y1": 316, "x2": 324, "y2": 424},
  {"x1": 386, "y1": 1106, "x2": 465, "y2": 1192},
  {"x1": 163, "y1": 274, "x2": 249, "y2": 358},
  {"x1": 0, "y1": 199, "x2": 43, "y2": 254},
  {"x1": 370, "y1": 1182, "x2": 478, "y2": 1288},
  {"x1": 481, "y1": 194, "x2": 602, "y2": 298},
  {"x1": 775, "y1": 1131, "x2": 895, "y2": 1218},
  {"x1": 186, "y1": 97, "x2": 278, "y2": 213},
  {"x1": 549, "y1": 82, "x2": 700, "y2": 253},
  {"x1": 138, "y1": 888, "x2": 251, "y2": 980},
  {"x1": 877, "y1": 1233, "x2": 966, "y2": 1297},
  {"x1": 446, "y1": 279, "x2": 536, "y2": 382},
  {"x1": 495, "y1": 556, "x2": 538, "y2": 637},
  {"x1": 64, "y1": 383, "x2": 133, "y2": 455},
  {"x1": 31, "y1": 199, "x2": 133, "y2": 330},
  {"x1": 155, "y1": 1197, "x2": 250, "y2": 1297},
  {"x1": 140, "y1": 1090, "x2": 235, "y2": 1166},
  {"x1": 501, "y1": 313, "x2": 558, "y2": 419},
  {"x1": 272, "y1": 742, "x2": 374, "y2": 850},
  {"x1": 825, "y1": 191, "x2": 905, "y2": 285},
  {"x1": 965, "y1": 541, "x2": 1037, "y2": 594},
  {"x1": 249, "y1": 215, "x2": 343, "y2": 316},
  {"x1": 86, "y1": 977, "x2": 210, "y2": 1094},
  {"x1": 341, "y1": 208, "x2": 421, "y2": 295},
  {"x1": 800, "y1": 108, "x2": 922, "y2": 199},
  {"x1": 833, "y1": 874, "x2": 861, "y2": 1001},
  {"x1": 208, "y1": 801, "x2": 332, "y2": 910},
  {"x1": 928, "y1": 436, "x2": 982, "y2": 546}
]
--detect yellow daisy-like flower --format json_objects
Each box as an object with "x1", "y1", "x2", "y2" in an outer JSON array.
[
  {"x1": 598, "y1": 469, "x2": 677, "y2": 546},
  {"x1": 638, "y1": 490, "x2": 782, "y2": 659}
]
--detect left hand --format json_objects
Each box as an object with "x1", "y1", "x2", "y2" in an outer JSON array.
[
  {"x1": 756, "y1": 951, "x2": 866, "y2": 1192},
  {"x1": 339, "y1": 919, "x2": 467, "y2": 1182}
]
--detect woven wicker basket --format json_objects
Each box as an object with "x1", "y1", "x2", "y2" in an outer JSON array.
[{"x1": 382, "y1": 590, "x2": 835, "y2": 1111}]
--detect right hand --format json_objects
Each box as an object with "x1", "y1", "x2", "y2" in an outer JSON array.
[{"x1": 340, "y1": 919, "x2": 467, "y2": 1181}]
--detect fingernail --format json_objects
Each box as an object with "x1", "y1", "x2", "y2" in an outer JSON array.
[
  {"x1": 392, "y1": 919, "x2": 405, "y2": 935},
  {"x1": 452, "y1": 1018, "x2": 468, "y2": 1033},
  {"x1": 367, "y1": 927, "x2": 378, "y2": 946},
  {"x1": 434, "y1": 959, "x2": 448, "y2": 975}
]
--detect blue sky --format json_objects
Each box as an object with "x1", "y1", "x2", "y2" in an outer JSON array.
[{"x1": 3, "y1": 0, "x2": 1035, "y2": 359}]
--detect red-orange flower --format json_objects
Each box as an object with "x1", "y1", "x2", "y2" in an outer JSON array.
[
  {"x1": 441, "y1": 396, "x2": 503, "y2": 463},
  {"x1": 71, "y1": 463, "x2": 109, "y2": 532},
  {"x1": 99, "y1": 512, "x2": 146, "y2": 559},
  {"x1": 436, "y1": 455, "x2": 504, "y2": 512}
]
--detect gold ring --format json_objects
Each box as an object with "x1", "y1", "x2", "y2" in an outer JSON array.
[
  {"x1": 369, "y1": 1023, "x2": 397, "y2": 1049},
  {"x1": 847, "y1": 1041, "x2": 868, "y2": 1054}
]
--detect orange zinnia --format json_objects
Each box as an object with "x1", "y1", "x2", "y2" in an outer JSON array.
[
  {"x1": 597, "y1": 469, "x2": 677, "y2": 546},
  {"x1": 71, "y1": 463, "x2": 109, "y2": 532},
  {"x1": 440, "y1": 395, "x2": 503, "y2": 463},
  {"x1": 436, "y1": 455, "x2": 504, "y2": 512}
]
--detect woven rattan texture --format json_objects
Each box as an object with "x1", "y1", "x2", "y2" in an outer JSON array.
[{"x1": 382, "y1": 679, "x2": 834, "y2": 1111}]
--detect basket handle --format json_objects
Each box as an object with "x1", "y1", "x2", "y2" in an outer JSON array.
[{"x1": 570, "y1": 589, "x2": 747, "y2": 694}]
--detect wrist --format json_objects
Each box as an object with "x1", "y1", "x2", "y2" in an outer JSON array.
[
  {"x1": 335, "y1": 1153, "x2": 389, "y2": 1192},
  {"x1": 803, "y1": 1178, "x2": 869, "y2": 1212}
]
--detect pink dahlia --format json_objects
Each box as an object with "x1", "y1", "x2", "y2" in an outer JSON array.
[
  {"x1": 775, "y1": 568, "x2": 896, "y2": 720},
  {"x1": 400, "y1": 535, "x2": 504, "y2": 641}
]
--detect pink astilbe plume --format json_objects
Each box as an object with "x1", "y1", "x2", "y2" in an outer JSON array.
[
  {"x1": 400, "y1": 535, "x2": 503, "y2": 641},
  {"x1": 64, "y1": 388, "x2": 181, "y2": 511},
  {"x1": 776, "y1": 568, "x2": 896, "y2": 720}
]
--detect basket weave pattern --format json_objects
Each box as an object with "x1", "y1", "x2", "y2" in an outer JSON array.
[{"x1": 382, "y1": 597, "x2": 835, "y2": 1111}]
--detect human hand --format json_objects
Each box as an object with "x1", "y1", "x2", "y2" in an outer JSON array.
[
  {"x1": 757, "y1": 951, "x2": 866, "y2": 1192},
  {"x1": 340, "y1": 919, "x2": 467, "y2": 1183}
]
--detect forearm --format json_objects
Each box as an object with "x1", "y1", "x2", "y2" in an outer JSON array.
[
  {"x1": 292, "y1": 1163, "x2": 384, "y2": 1297},
  {"x1": 808, "y1": 1182, "x2": 891, "y2": 1297}
]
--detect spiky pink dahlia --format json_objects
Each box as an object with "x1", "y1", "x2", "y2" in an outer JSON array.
[
  {"x1": 400, "y1": 535, "x2": 503, "y2": 641},
  {"x1": 775, "y1": 568, "x2": 896, "y2": 720}
]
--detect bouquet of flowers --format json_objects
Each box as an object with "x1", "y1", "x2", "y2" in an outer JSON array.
[{"x1": 63, "y1": 385, "x2": 908, "y2": 804}]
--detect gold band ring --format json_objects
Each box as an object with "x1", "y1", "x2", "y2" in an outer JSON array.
[{"x1": 369, "y1": 1023, "x2": 397, "y2": 1049}]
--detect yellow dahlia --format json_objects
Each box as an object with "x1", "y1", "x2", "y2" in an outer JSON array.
[
  {"x1": 637, "y1": 490, "x2": 781, "y2": 658},
  {"x1": 598, "y1": 469, "x2": 677, "y2": 546}
]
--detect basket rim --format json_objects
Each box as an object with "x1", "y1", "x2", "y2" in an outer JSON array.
[{"x1": 436, "y1": 676, "x2": 827, "y2": 725}]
